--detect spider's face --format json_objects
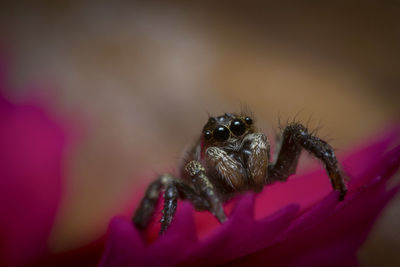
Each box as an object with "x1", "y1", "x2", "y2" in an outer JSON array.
[{"x1": 202, "y1": 113, "x2": 255, "y2": 148}]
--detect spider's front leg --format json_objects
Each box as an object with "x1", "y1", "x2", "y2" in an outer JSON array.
[
  {"x1": 268, "y1": 123, "x2": 347, "y2": 200},
  {"x1": 241, "y1": 133, "x2": 270, "y2": 192},
  {"x1": 185, "y1": 160, "x2": 227, "y2": 223},
  {"x1": 133, "y1": 174, "x2": 208, "y2": 234}
]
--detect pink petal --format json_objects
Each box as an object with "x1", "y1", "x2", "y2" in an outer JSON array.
[
  {"x1": 0, "y1": 82, "x2": 67, "y2": 265},
  {"x1": 233, "y1": 145, "x2": 400, "y2": 266}
]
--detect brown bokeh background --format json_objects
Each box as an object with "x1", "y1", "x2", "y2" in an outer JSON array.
[{"x1": 1, "y1": 1, "x2": 399, "y2": 266}]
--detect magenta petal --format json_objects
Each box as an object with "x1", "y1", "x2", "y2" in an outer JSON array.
[
  {"x1": 0, "y1": 92, "x2": 67, "y2": 265},
  {"x1": 148, "y1": 202, "x2": 198, "y2": 265},
  {"x1": 100, "y1": 195, "x2": 299, "y2": 266},
  {"x1": 232, "y1": 144, "x2": 400, "y2": 266},
  {"x1": 100, "y1": 203, "x2": 199, "y2": 267},
  {"x1": 182, "y1": 198, "x2": 299, "y2": 266},
  {"x1": 100, "y1": 218, "x2": 147, "y2": 266},
  {"x1": 100, "y1": 127, "x2": 400, "y2": 266},
  {"x1": 343, "y1": 125, "x2": 400, "y2": 189}
]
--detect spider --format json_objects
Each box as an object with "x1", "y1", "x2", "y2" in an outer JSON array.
[{"x1": 133, "y1": 113, "x2": 347, "y2": 234}]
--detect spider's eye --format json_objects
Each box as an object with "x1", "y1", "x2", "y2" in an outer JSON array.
[
  {"x1": 230, "y1": 119, "x2": 246, "y2": 136},
  {"x1": 244, "y1": 116, "x2": 253, "y2": 125},
  {"x1": 213, "y1": 126, "x2": 230, "y2": 141},
  {"x1": 204, "y1": 130, "x2": 212, "y2": 140}
]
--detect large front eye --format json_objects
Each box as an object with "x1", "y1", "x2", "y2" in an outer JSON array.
[
  {"x1": 214, "y1": 126, "x2": 230, "y2": 141},
  {"x1": 230, "y1": 119, "x2": 246, "y2": 136}
]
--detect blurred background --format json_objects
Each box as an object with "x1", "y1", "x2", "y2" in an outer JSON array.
[{"x1": 1, "y1": 1, "x2": 399, "y2": 265}]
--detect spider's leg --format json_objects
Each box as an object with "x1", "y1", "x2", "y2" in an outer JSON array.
[
  {"x1": 132, "y1": 174, "x2": 170, "y2": 230},
  {"x1": 133, "y1": 174, "x2": 209, "y2": 234},
  {"x1": 185, "y1": 160, "x2": 227, "y2": 223},
  {"x1": 268, "y1": 123, "x2": 347, "y2": 200},
  {"x1": 241, "y1": 133, "x2": 270, "y2": 192},
  {"x1": 160, "y1": 180, "x2": 209, "y2": 234},
  {"x1": 160, "y1": 183, "x2": 177, "y2": 234},
  {"x1": 205, "y1": 147, "x2": 246, "y2": 190}
]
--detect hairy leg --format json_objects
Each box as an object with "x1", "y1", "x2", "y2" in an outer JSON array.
[
  {"x1": 185, "y1": 160, "x2": 227, "y2": 223},
  {"x1": 133, "y1": 176, "x2": 166, "y2": 230},
  {"x1": 159, "y1": 184, "x2": 177, "y2": 234},
  {"x1": 268, "y1": 123, "x2": 347, "y2": 200},
  {"x1": 205, "y1": 147, "x2": 245, "y2": 190},
  {"x1": 241, "y1": 133, "x2": 270, "y2": 192},
  {"x1": 133, "y1": 174, "x2": 208, "y2": 233}
]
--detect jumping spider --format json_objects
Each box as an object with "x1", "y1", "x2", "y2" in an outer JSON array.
[{"x1": 133, "y1": 113, "x2": 347, "y2": 234}]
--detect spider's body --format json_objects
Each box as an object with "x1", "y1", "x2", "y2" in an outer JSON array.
[
  {"x1": 133, "y1": 113, "x2": 347, "y2": 234},
  {"x1": 182, "y1": 113, "x2": 268, "y2": 197}
]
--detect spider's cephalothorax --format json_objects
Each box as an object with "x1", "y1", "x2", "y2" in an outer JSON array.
[
  {"x1": 133, "y1": 113, "x2": 347, "y2": 234},
  {"x1": 195, "y1": 113, "x2": 268, "y2": 194}
]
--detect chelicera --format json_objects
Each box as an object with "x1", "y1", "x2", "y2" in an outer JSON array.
[{"x1": 133, "y1": 113, "x2": 347, "y2": 234}]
